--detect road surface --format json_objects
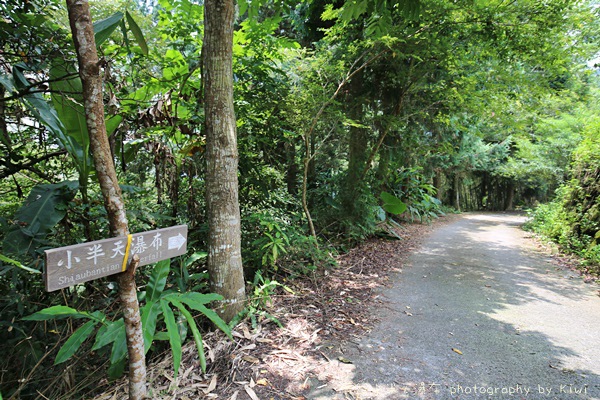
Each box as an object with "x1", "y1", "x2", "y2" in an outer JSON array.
[{"x1": 309, "y1": 213, "x2": 600, "y2": 399}]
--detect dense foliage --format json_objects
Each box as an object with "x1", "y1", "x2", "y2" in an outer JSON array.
[
  {"x1": 526, "y1": 117, "x2": 600, "y2": 270},
  {"x1": 1, "y1": 0, "x2": 600, "y2": 398}
]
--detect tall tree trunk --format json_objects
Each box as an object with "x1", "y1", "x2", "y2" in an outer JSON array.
[
  {"x1": 203, "y1": 0, "x2": 246, "y2": 322},
  {"x1": 504, "y1": 181, "x2": 516, "y2": 211},
  {"x1": 65, "y1": 2, "x2": 146, "y2": 398},
  {"x1": 433, "y1": 169, "x2": 443, "y2": 201},
  {"x1": 285, "y1": 141, "x2": 298, "y2": 196},
  {"x1": 452, "y1": 172, "x2": 461, "y2": 211},
  {"x1": 0, "y1": 86, "x2": 11, "y2": 147},
  {"x1": 341, "y1": 72, "x2": 369, "y2": 224}
]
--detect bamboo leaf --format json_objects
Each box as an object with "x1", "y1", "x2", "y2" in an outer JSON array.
[
  {"x1": 0, "y1": 253, "x2": 41, "y2": 274},
  {"x1": 168, "y1": 298, "x2": 207, "y2": 372},
  {"x1": 184, "y1": 251, "x2": 208, "y2": 268},
  {"x1": 108, "y1": 327, "x2": 127, "y2": 379},
  {"x1": 147, "y1": 259, "x2": 170, "y2": 302},
  {"x1": 109, "y1": 326, "x2": 127, "y2": 364},
  {"x1": 161, "y1": 299, "x2": 182, "y2": 379},
  {"x1": 54, "y1": 320, "x2": 97, "y2": 364},
  {"x1": 120, "y1": 19, "x2": 131, "y2": 53},
  {"x1": 92, "y1": 318, "x2": 124, "y2": 350},
  {"x1": 140, "y1": 301, "x2": 160, "y2": 354},
  {"x1": 125, "y1": 11, "x2": 148, "y2": 55},
  {"x1": 171, "y1": 291, "x2": 223, "y2": 306},
  {"x1": 93, "y1": 12, "x2": 124, "y2": 46},
  {"x1": 22, "y1": 305, "x2": 90, "y2": 321},
  {"x1": 174, "y1": 295, "x2": 232, "y2": 340}
]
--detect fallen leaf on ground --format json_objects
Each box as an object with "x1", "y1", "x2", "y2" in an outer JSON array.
[
  {"x1": 203, "y1": 374, "x2": 217, "y2": 394},
  {"x1": 239, "y1": 343, "x2": 257, "y2": 351},
  {"x1": 338, "y1": 356, "x2": 353, "y2": 364},
  {"x1": 242, "y1": 325, "x2": 253, "y2": 340},
  {"x1": 242, "y1": 355, "x2": 260, "y2": 363},
  {"x1": 244, "y1": 385, "x2": 260, "y2": 400}
]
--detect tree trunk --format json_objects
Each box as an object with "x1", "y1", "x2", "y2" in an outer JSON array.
[
  {"x1": 65, "y1": 1, "x2": 146, "y2": 398},
  {"x1": 285, "y1": 141, "x2": 298, "y2": 196},
  {"x1": 341, "y1": 72, "x2": 369, "y2": 224},
  {"x1": 433, "y1": 169, "x2": 443, "y2": 201},
  {"x1": 0, "y1": 86, "x2": 11, "y2": 147},
  {"x1": 203, "y1": 0, "x2": 246, "y2": 322},
  {"x1": 504, "y1": 181, "x2": 516, "y2": 211},
  {"x1": 452, "y1": 173, "x2": 461, "y2": 211}
]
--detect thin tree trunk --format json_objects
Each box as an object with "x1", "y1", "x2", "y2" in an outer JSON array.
[
  {"x1": 453, "y1": 173, "x2": 461, "y2": 211},
  {"x1": 203, "y1": 0, "x2": 246, "y2": 322},
  {"x1": 285, "y1": 141, "x2": 298, "y2": 196},
  {"x1": 504, "y1": 181, "x2": 516, "y2": 211},
  {"x1": 433, "y1": 169, "x2": 443, "y2": 201},
  {"x1": 0, "y1": 86, "x2": 11, "y2": 147},
  {"x1": 65, "y1": 1, "x2": 146, "y2": 398}
]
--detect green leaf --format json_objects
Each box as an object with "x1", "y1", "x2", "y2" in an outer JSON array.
[
  {"x1": 170, "y1": 291, "x2": 223, "y2": 306},
  {"x1": 147, "y1": 259, "x2": 170, "y2": 302},
  {"x1": 238, "y1": 0, "x2": 248, "y2": 16},
  {"x1": 13, "y1": 67, "x2": 65, "y2": 140},
  {"x1": 3, "y1": 181, "x2": 78, "y2": 256},
  {"x1": 49, "y1": 61, "x2": 91, "y2": 184},
  {"x1": 93, "y1": 12, "x2": 124, "y2": 47},
  {"x1": 22, "y1": 305, "x2": 89, "y2": 321},
  {"x1": 380, "y1": 191, "x2": 408, "y2": 215},
  {"x1": 153, "y1": 331, "x2": 169, "y2": 341},
  {"x1": 106, "y1": 114, "x2": 123, "y2": 137},
  {"x1": 125, "y1": 11, "x2": 148, "y2": 56},
  {"x1": 107, "y1": 357, "x2": 126, "y2": 380},
  {"x1": 120, "y1": 19, "x2": 131, "y2": 53},
  {"x1": 0, "y1": 253, "x2": 41, "y2": 274},
  {"x1": 109, "y1": 326, "x2": 127, "y2": 365},
  {"x1": 92, "y1": 318, "x2": 124, "y2": 350},
  {"x1": 168, "y1": 298, "x2": 206, "y2": 372},
  {"x1": 0, "y1": 73, "x2": 16, "y2": 93},
  {"x1": 163, "y1": 49, "x2": 188, "y2": 80},
  {"x1": 108, "y1": 327, "x2": 127, "y2": 379},
  {"x1": 183, "y1": 251, "x2": 208, "y2": 268},
  {"x1": 173, "y1": 294, "x2": 232, "y2": 340},
  {"x1": 55, "y1": 320, "x2": 97, "y2": 364},
  {"x1": 161, "y1": 299, "x2": 182, "y2": 379},
  {"x1": 140, "y1": 301, "x2": 160, "y2": 354}
]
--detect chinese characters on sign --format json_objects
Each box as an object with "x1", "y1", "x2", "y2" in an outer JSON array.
[{"x1": 44, "y1": 225, "x2": 188, "y2": 291}]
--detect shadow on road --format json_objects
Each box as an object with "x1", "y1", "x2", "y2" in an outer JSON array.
[{"x1": 307, "y1": 213, "x2": 600, "y2": 399}]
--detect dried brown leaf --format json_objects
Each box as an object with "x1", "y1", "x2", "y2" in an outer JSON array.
[
  {"x1": 244, "y1": 385, "x2": 260, "y2": 400},
  {"x1": 242, "y1": 355, "x2": 260, "y2": 363},
  {"x1": 203, "y1": 374, "x2": 217, "y2": 394}
]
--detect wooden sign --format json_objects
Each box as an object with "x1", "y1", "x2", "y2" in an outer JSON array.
[{"x1": 45, "y1": 225, "x2": 188, "y2": 291}]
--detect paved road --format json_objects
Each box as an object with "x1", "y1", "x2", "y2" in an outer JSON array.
[{"x1": 309, "y1": 213, "x2": 600, "y2": 399}]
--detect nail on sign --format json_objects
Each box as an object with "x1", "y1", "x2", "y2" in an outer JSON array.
[{"x1": 44, "y1": 225, "x2": 188, "y2": 292}]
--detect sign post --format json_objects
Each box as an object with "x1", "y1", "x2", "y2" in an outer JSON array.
[{"x1": 45, "y1": 225, "x2": 188, "y2": 291}]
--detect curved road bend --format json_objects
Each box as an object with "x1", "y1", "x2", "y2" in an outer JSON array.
[{"x1": 309, "y1": 213, "x2": 600, "y2": 400}]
